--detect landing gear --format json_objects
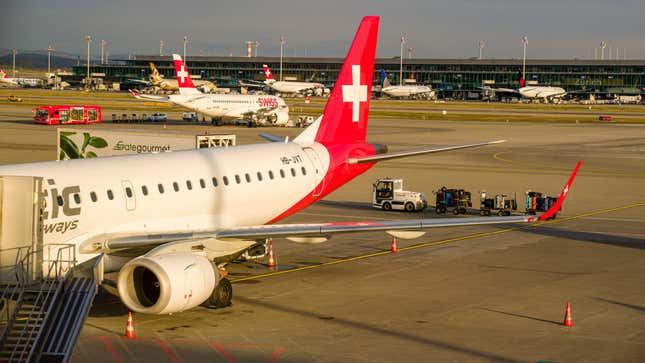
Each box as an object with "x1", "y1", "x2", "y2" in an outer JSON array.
[{"x1": 205, "y1": 278, "x2": 232, "y2": 308}]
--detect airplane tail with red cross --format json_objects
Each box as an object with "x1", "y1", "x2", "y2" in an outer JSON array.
[{"x1": 172, "y1": 54, "x2": 201, "y2": 95}]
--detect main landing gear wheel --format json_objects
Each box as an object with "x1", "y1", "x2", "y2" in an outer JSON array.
[{"x1": 207, "y1": 278, "x2": 232, "y2": 308}]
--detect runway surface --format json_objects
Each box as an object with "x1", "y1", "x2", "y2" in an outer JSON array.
[{"x1": 0, "y1": 102, "x2": 643, "y2": 362}]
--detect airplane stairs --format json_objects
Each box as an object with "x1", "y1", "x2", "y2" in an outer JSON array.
[{"x1": 0, "y1": 251, "x2": 103, "y2": 363}]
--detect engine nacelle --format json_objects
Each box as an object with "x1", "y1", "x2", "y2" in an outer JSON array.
[{"x1": 117, "y1": 252, "x2": 217, "y2": 315}]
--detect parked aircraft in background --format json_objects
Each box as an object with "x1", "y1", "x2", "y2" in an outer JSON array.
[
  {"x1": 0, "y1": 69, "x2": 42, "y2": 87},
  {"x1": 262, "y1": 64, "x2": 326, "y2": 96},
  {"x1": 380, "y1": 69, "x2": 434, "y2": 99},
  {"x1": 0, "y1": 16, "x2": 580, "y2": 316},
  {"x1": 131, "y1": 55, "x2": 289, "y2": 126},
  {"x1": 489, "y1": 77, "x2": 567, "y2": 103}
]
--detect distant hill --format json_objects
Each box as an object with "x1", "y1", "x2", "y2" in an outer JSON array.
[{"x1": 0, "y1": 49, "x2": 80, "y2": 70}]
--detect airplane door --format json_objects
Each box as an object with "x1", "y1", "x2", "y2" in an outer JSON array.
[
  {"x1": 303, "y1": 147, "x2": 324, "y2": 197},
  {"x1": 121, "y1": 180, "x2": 136, "y2": 211}
]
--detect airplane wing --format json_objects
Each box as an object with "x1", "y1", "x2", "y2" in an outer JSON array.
[
  {"x1": 129, "y1": 89, "x2": 169, "y2": 102},
  {"x1": 259, "y1": 133, "x2": 285, "y2": 142},
  {"x1": 87, "y1": 161, "x2": 580, "y2": 253},
  {"x1": 349, "y1": 140, "x2": 506, "y2": 164}
]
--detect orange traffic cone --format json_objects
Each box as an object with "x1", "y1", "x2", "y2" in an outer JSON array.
[
  {"x1": 267, "y1": 239, "x2": 276, "y2": 267},
  {"x1": 563, "y1": 302, "x2": 574, "y2": 327},
  {"x1": 125, "y1": 312, "x2": 136, "y2": 339},
  {"x1": 390, "y1": 236, "x2": 398, "y2": 253}
]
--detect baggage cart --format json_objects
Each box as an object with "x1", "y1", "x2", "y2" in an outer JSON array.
[
  {"x1": 480, "y1": 192, "x2": 517, "y2": 216},
  {"x1": 435, "y1": 187, "x2": 471, "y2": 215}
]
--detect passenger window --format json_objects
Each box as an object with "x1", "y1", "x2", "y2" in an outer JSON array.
[
  {"x1": 268, "y1": 170, "x2": 274, "y2": 179},
  {"x1": 301, "y1": 167, "x2": 307, "y2": 175},
  {"x1": 280, "y1": 169, "x2": 285, "y2": 178},
  {"x1": 186, "y1": 180, "x2": 193, "y2": 190},
  {"x1": 107, "y1": 190, "x2": 114, "y2": 200},
  {"x1": 56, "y1": 196, "x2": 64, "y2": 206},
  {"x1": 223, "y1": 176, "x2": 229, "y2": 185},
  {"x1": 158, "y1": 184, "x2": 164, "y2": 194},
  {"x1": 257, "y1": 172, "x2": 263, "y2": 181},
  {"x1": 200, "y1": 179, "x2": 206, "y2": 188},
  {"x1": 290, "y1": 168, "x2": 296, "y2": 177},
  {"x1": 245, "y1": 173, "x2": 251, "y2": 183},
  {"x1": 73, "y1": 193, "x2": 81, "y2": 204},
  {"x1": 90, "y1": 191, "x2": 97, "y2": 202},
  {"x1": 235, "y1": 175, "x2": 241, "y2": 184},
  {"x1": 173, "y1": 182, "x2": 179, "y2": 192},
  {"x1": 125, "y1": 187, "x2": 133, "y2": 198},
  {"x1": 212, "y1": 177, "x2": 218, "y2": 187},
  {"x1": 142, "y1": 185, "x2": 148, "y2": 196}
]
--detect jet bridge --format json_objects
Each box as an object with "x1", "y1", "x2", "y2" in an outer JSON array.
[{"x1": 0, "y1": 176, "x2": 102, "y2": 363}]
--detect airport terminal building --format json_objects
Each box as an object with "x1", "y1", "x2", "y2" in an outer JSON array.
[{"x1": 75, "y1": 56, "x2": 645, "y2": 99}]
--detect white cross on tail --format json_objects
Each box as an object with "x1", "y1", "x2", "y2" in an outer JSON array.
[
  {"x1": 177, "y1": 65, "x2": 189, "y2": 83},
  {"x1": 342, "y1": 65, "x2": 367, "y2": 122}
]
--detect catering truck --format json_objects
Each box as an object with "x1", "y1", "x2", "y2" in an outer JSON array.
[{"x1": 57, "y1": 128, "x2": 236, "y2": 160}]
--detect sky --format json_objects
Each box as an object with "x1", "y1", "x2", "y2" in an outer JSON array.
[{"x1": 2, "y1": 0, "x2": 644, "y2": 60}]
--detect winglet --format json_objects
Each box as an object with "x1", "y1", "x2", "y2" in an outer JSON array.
[{"x1": 538, "y1": 160, "x2": 582, "y2": 221}]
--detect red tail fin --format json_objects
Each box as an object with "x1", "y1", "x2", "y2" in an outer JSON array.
[
  {"x1": 262, "y1": 64, "x2": 274, "y2": 81},
  {"x1": 172, "y1": 54, "x2": 200, "y2": 95},
  {"x1": 314, "y1": 16, "x2": 379, "y2": 145}
]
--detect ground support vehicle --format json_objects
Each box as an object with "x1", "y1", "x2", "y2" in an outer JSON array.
[
  {"x1": 525, "y1": 191, "x2": 560, "y2": 219},
  {"x1": 480, "y1": 192, "x2": 517, "y2": 216},
  {"x1": 7, "y1": 95, "x2": 23, "y2": 102},
  {"x1": 435, "y1": 187, "x2": 472, "y2": 214},
  {"x1": 372, "y1": 178, "x2": 427, "y2": 212}
]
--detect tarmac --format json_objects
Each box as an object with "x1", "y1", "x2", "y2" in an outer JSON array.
[{"x1": 0, "y1": 95, "x2": 644, "y2": 362}]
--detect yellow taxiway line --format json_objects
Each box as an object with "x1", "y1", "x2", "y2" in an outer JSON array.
[{"x1": 231, "y1": 201, "x2": 645, "y2": 283}]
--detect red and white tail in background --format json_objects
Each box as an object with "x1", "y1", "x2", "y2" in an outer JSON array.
[
  {"x1": 0, "y1": 69, "x2": 7, "y2": 78},
  {"x1": 172, "y1": 54, "x2": 201, "y2": 95},
  {"x1": 262, "y1": 64, "x2": 275, "y2": 84},
  {"x1": 314, "y1": 16, "x2": 378, "y2": 146}
]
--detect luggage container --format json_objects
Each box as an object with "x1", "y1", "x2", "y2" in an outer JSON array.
[
  {"x1": 434, "y1": 187, "x2": 471, "y2": 215},
  {"x1": 480, "y1": 191, "x2": 517, "y2": 216},
  {"x1": 33, "y1": 105, "x2": 102, "y2": 125},
  {"x1": 525, "y1": 191, "x2": 559, "y2": 219}
]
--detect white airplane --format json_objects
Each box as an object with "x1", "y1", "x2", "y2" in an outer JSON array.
[
  {"x1": 131, "y1": 56, "x2": 289, "y2": 126},
  {"x1": 518, "y1": 85, "x2": 567, "y2": 102},
  {"x1": 380, "y1": 70, "x2": 433, "y2": 99},
  {"x1": 0, "y1": 69, "x2": 42, "y2": 87},
  {"x1": 0, "y1": 16, "x2": 580, "y2": 315},
  {"x1": 262, "y1": 64, "x2": 326, "y2": 95},
  {"x1": 491, "y1": 78, "x2": 567, "y2": 103}
]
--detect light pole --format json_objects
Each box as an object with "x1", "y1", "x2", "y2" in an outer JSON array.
[
  {"x1": 12, "y1": 48, "x2": 17, "y2": 78},
  {"x1": 254, "y1": 41, "x2": 260, "y2": 57},
  {"x1": 100, "y1": 39, "x2": 106, "y2": 64},
  {"x1": 279, "y1": 35, "x2": 285, "y2": 81},
  {"x1": 399, "y1": 34, "x2": 406, "y2": 86},
  {"x1": 600, "y1": 41, "x2": 606, "y2": 61},
  {"x1": 47, "y1": 45, "x2": 53, "y2": 74},
  {"x1": 479, "y1": 40, "x2": 485, "y2": 60},
  {"x1": 183, "y1": 35, "x2": 188, "y2": 62},
  {"x1": 159, "y1": 40, "x2": 164, "y2": 56},
  {"x1": 521, "y1": 35, "x2": 528, "y2": 86},
  {"x1": 86, "y1": 35, "x2": 92, "y2": 88}
]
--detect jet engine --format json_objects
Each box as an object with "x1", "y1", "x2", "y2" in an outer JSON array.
[{"x1": 117, "y1": 252, "x2": 217, "y2": 315}]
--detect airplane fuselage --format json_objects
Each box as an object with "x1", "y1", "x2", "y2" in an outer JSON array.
[
  {"x1": 267, "y1": 81, "x2": 324, "y2": 94},
  {"x1": 0, "y1": 141, "x2": 343, "y2": 269},
  {"x1": 168, "y1": 93, "x2": 290, "y2": 124},
  {"x1": 519, "y1": 86, "x2": 566, "y2": 100},
  {"x1": 382, "y1": 85, "x2": 432, "y2": 98}
]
